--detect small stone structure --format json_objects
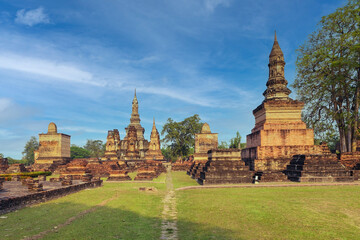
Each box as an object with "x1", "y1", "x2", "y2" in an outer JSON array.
[
  {"x1": 106, "y1": 170, "x2": 131, "y2": 181},
  {"x1": 0, "y1": 177, "x2": 4, "y2": 191},
  {"x1": 6, "y1": 164, "x2": 27, "y2": 174},
  {"x1": 145, "y1": 119, "x2": 165, "y2": 161},
  {"x1": 340, "y1": 152, "x2": 360, "y2": 169},
  {"x1": 0, "y1": 157, "x2": 9, "y2": 173},
  {"x1": 134, "y1": 160, "x2": 166, "y2": 180},
  {"x1": 26, "y1": 178, "x2": 43, "y2": 191},
  {"x1": 198, "y1": 149, "x2": 254, "y2": 185},
  {"x1": 33, "y1": 122, "x2": 71, "y2": 171},
  {"x1": 60, "y1": 159, "x2": 91, "y2": 180},
  {"x1": 194, "y1": 123, "x2": 218, "y2": 162},
  {"x1": 187, "y1": 123, "x2": 219, "y2": 178},
  {"x1": 172, "y1": 159, "x2": 193, "y2": 171},
  {"x1": 103, "y1": 129, "x2": 121, "y2": 160}
]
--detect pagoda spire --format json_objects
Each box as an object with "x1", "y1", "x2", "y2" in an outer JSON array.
[
  {"x1": 263, "y1": 31, "x2": 291, "y2": 101},
  {"x1": 127, "y1": 89, "x2": 145, "y2": 140},
  {"x1": 130, "y1": 89, "x2": 140, "y2": 124},
  {"x1": 151, "y1": 117, "x2": 157, "y2": 134}
]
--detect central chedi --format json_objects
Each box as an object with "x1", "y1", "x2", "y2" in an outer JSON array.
[
  {"x1": 242, "y1": 32, "x2": 323, "y2": 181},
  {"x1": 103, "y1": 90, "x2": 164, "y2": 162}
]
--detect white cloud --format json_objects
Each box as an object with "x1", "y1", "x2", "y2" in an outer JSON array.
[
  {"x1": 15, "y1": 7, "x2": 50, "y2": 26},
  {"x1": 0, "y1": 53, "x2": 103, "y2": 86},
  {"x1": 204, "y1": 0, "x2": 231, "y2": 13}
]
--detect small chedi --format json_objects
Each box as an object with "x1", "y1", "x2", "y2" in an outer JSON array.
[
  {"x1": 188, "y1": 123, "x2": 218, "y2": 179},
  {"x1": 103, "y1": 129, "x2": 121, "y2": 160},
  {"x1": 33, "y1": 122, "x2": 71, "y2": 171},
  {"x1": 145, "y1": 119, "x2": 164, "y2": 161},
  {"x1": 102, "y1": 90, "x2": 164, "y2": 162},
  {"x1": 241, "y1": 32, "x2": 353, "y2": 182}
]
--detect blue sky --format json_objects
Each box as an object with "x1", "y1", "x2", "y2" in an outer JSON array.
[{"x1": 0, "y1": 0, "x2": 346, "y2": 158}]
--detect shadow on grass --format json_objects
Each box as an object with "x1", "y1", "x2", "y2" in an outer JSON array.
[{"x1": 0, "y1": 201, "x2": 234, "y2": 240}]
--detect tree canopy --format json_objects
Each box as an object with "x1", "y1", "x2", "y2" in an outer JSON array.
[
  {"x1": 84, "y1": 140, "x2": 105, "y2": 158},
  {"x1": 22, "y1": 136, "x2": 39, "y2": 165},
  {"x1": 218, "y1": 131, "x2": 244, "y2": 149},
  {"x1": 161, "y1": 114, "x2": 203, "y2": 160},
  {"x1": 293, "y1": 0, "x2": 360, "y2": 152},
  {"x1": 70, "y1": 145, "x2": 91, "y2": 159}
]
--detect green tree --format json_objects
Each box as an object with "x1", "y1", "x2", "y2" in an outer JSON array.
[
  {"x1": 229, "y1": 131, "x2": 242, "y2": 149},
  {"x1": 70, "y1": 145, "x2": 91, "y2": 159},
  {"x1": 84, "y1": 140, "x2": 105, "y2": 158},
  {"x1": 218, "y1": 132, "x2": 243, "y2": 149},
  {"x1": 161, "y1": 114, "x2": 203, "y2": 159},
  {"x1": 22, "y1": 136, "x2": 39, "y2": 165},
  {"x1": 218, "y1": 141, "x2": 229, "y2": 149},
  {"x1": 293, "y1": 0, "x2": 360, "y2": 152}
]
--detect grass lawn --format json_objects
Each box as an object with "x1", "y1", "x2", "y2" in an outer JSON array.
[
  {"x1": 0, "y1": 181, "x2": 166, "y2": 240},
  {"x1": 176, "y1": 184, "x2": 360, "y2": 240},
  {"x1": 1, "y1": 170, "x2": 360, "y2": 240}
]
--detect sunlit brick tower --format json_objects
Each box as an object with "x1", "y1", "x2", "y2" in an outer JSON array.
[
  {"x1": 120, "y1": 90, "x2": 149, "y2": 160},
  {"x1": 241, "y1": 32, "x2": 320, "y2": 181},
  {"x1": 145, "y1": 118, "x2": 165, "y2": 161}
]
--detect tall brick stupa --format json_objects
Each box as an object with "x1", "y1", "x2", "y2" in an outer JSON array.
[{"x1": 241, "y1": 32, "x2": 322, "y2": 178}]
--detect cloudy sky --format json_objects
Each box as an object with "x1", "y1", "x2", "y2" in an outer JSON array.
[{"x1": 0, "y1": 0, "x2": 346, "y2": 158}]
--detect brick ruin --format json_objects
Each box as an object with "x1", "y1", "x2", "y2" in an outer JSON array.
[
  {"x1": 187, "y1": 123, "x2": 218, "y2": 179},
  {"x1": 239, "y1": 32, "x2": 355, "y2": 182},
  {"x1": 181, "y1": 33, "x2": 357, "y2": 184},
  {"x1": 32, "y1": 122, "x2": 71, "y2": 171},
  {"x1": 102, "y1": 90, "x2": 164, "y2": 163},
  {"x1": 145, "y1": 119, "x2": 165, "y2": 161},
  {"x1": 6, "y1": 163, "x2": 27, "y2": 174},
  {"x1": 134, "y1": 160, "x2": 166, "y2": 180},
  {"x1": 198, "y1": 149, "x2": 254, "y2": 185},
  {"x1": 0, "y1": 157, "x2": 9, "y2": 173}
]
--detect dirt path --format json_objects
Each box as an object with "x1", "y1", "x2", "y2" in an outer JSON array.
[
  {"x1": 22, "y1": 193, "x2": 118, "y2": 240},
  {"x1": 160, "y1": 165, "x2": 178, "y2": 240}
]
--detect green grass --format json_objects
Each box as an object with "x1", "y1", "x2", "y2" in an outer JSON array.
[
  {"x1": 128, "y1": 171, "x2": 137, "y2": 180},
  {"x1": 176, "y1": 186, "x2": 360, "y2": 240},
  {"x1": 171, "y1": 171, "x2": 199, "y2": 189},
  {"x1": 1, "y1": 171, "x2": 360, "y2": 240},
  {"x1": 0, "y1": 181, "x2": 166, "y2": 240}
]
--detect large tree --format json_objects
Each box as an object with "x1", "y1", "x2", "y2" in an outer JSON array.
[
  {"x1": 293, "y1": 0, "x2": 360, "y2": 152},
  {"x1": 22, "y1": 136, "x2": 39, "y2": 165},
  {"x1": 161, "y1": 114, "x2": 203, "y2": 159},
  {"x1": 70, "y1": 145, "x2": 91, "y2": 159},
  {"x1": 84, "y1": 140, "x2": 105, "y2": 158}
]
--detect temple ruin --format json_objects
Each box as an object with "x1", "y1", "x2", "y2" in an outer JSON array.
[
  {"x1": 33, "y1": 122, "x2": 71, "y2": 171},
  {"x1": 102, "y1": 90, "x2": 164, "y2": 162},
  {"x1": 240, "y1": 32, "x2": 353, "y2": 182}
]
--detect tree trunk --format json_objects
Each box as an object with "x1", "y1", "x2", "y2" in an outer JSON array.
[{"x1": 339, "y1": 123, "x2": 347, "y2": 153}]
